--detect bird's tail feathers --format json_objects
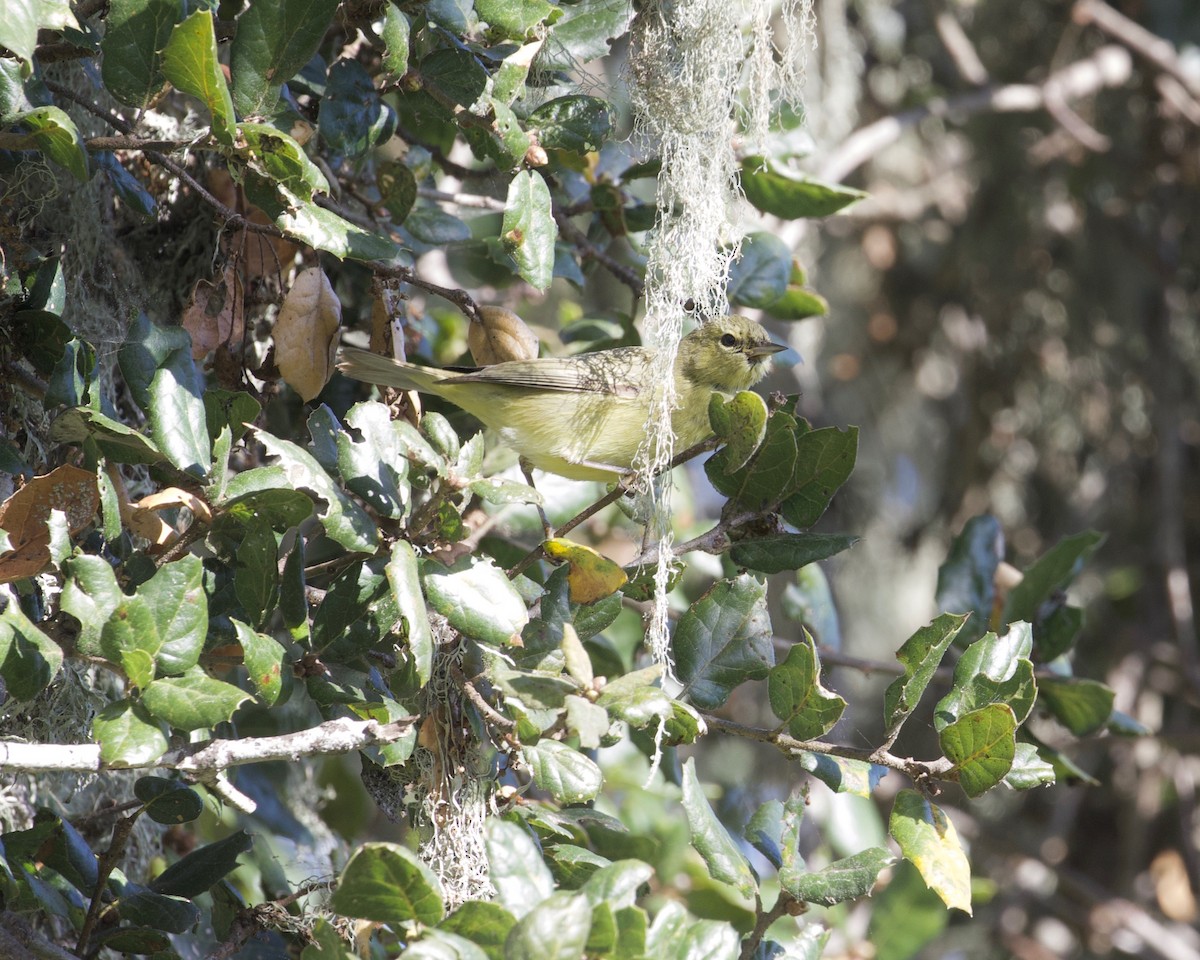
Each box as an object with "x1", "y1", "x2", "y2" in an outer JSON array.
[{"x1": 336, "y1": 347, "x2": 448, "y2": 392}]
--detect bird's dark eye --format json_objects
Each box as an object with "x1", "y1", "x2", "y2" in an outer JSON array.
[{"x1": 719, "y1": 333, "x2": 737, "y2": 348}]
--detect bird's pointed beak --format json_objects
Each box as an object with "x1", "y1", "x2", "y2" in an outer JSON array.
[{"x1": 747, "y1": 340, "x2": 787, "y2": 360}]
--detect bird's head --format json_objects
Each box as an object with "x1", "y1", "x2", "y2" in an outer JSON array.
[{"x1": 679, "y1": 315, "x2": 786, "y2": 392}]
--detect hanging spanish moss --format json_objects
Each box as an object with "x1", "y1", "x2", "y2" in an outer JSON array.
[{"x1": 627, "y1": 0, "x2": 814, "y2": 671}]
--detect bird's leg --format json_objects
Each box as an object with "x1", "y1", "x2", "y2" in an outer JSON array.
[{"x1": 519, "y1": 457, "x2": 555, "y2": 539}]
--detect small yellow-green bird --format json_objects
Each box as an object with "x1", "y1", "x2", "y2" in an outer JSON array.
[{"x1": 336, "y1": 315, "x2": 785, "y2": 481}]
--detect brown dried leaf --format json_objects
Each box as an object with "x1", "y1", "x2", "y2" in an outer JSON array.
[
  {"x1": 0, "y1": 465, "x2": 99, "y2": 582},
  {"x1": 468, "y1": 305, "x2": 540, "y2": 365},
  {"x1": 123, "y1": 487, "x2": 213, "y2": 554},
  {"x1": 182, "y1": 265, "x2": 245, "y2": 360},
  {"x1": 274, "y1": 266, "x2": 342, "y2": 402}
]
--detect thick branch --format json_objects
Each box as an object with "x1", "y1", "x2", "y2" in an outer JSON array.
[
  {"x1": 0, "y1": 716, "x2": 417, "y2": 777},
  {"x1": 819, "y1": 44, "x2": 1133, "y2": 183}
]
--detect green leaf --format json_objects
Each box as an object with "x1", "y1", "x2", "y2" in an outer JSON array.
[
  {"x1": 934, "y1": 623, "x2": 1036, "y2": 731},
  {"x1": 782, "y1": 563, "x2": 841, "y2": 648},
  {"x1": 406, "y1": 205, "x2": 472, "y2": 244},
  {"x1": 239, "y1": 122, "x2": 330, "y2": 200},
  {"x1": 93, "y1": 699, "x2": 168, "y2": 767},
  {"x1": 674, "y1": 574, "x2": 773, "y2": 709},
  {"x1": 162, "y1": 10, "x2": 236, "y2": 145},
  {"x1": 485, "y1": 819, "x2": 554, "y2": 919},
  {"x1": 234, "y1": 521, "x2": 278, "y2": 629},
  {"x1": 151, "y1": 830, "x2": 253, "y2": 897},
  {"x1": 338, "y1": 401, "x2": 412, "y2": 520},
  {"x1": 319, "y1": 58, "x2": 396, "y2": 158},
  {"x1": 116, "y1": 884, "x2": 202, "y2": 933},
  {"x1": 1038, "y1": 677, "x2": 1115, "y2": 736},
  {"x1": 580, "y1": 860, "x2": 653, "y2": 910},
  {"x1": 727, "y1": 232, "x2": 791, "y2": 309},
  {"x1": 503, "y1": 891, "x2": 591, "y2": 960},
  {"x1": 386, "y1": 541, "x2": 433, "y2": 686},
  {"x1": 501, "y1": 171, "x2": 557, "y2": 291},
  {"x1": 730, "y1": 533, "x2": 858, "y2": 575},
  {"x1": 939, "y1": 703, "x2": 1017, "y2": 798},
  {"x1": 768, "y1": 631, "x2": 846, "y2": 740},
  {"x1": 135, "y1": 776, "x2": 203, "y2": 824},
  {"x1": 1003, "y1": 530, "x2": 1104, "y2": 625},
  {"x1": 527, "y1": 96, "x2": 610, "y2": 154},
  {"x1": 778, "y1": 425, "x2": 859, "y2": 528},
  {"x1": 680, "y1": 757, "x2": 756, "y2": 899},
  {"x1": 118, "y1": 314, "x2": 211, "y2": 478},
  {"x1": 100, "y1": 0, "x2": 181, "y2": 107},
  {"x1": 889, "y1": 790, "x2": 971, "y2": 914},
  {"x1": 284, "y1": 194, "x2": 402, "y2": 261},
  {"x1": 256, "y1": 429, "x2": 376, "y2": 552},
  {"x1": 379, "y1": 3, "x2": 410, "y2": 80},
  {"x1": 49, "y1": 407, "x2": 164, "y2": 466},
  {"x1": 229, "y1": 0, "x2": 339, "y2": 116},
  {"x1": 545, "y1": 844, "x2": 609, "y2": 887},
  {"x1": 1034, "y1": 603, "x2": 1084, "y2": 662},
  {"x1": 420, "y1": 48, "x2": 489, "y2": 108},
  {"x1": 220, "y1": 475, "x2": 316, "y2": 530},
  {"x1": 0, "y1": 0, "x2": 78, "y2": 63},
  {"x1": 595, "y1": 666, "x2": 672, "y2": 728},
  {"x1": 377, "y1": 159, "x2": 418, "y2": 223},
  {"x1": 46, "y1": 337, "x2": 96, "y2": 408},
  {"x1": 0, "y1": 596, "x2": 63, "y2": 701},
  {"x1": 744, "y1": 801, "x2": 784, "y2": 869},
  {"x1": 881, "y1": 612, "x2": 969, "y2": 737},
  {"x1": 1003, "y1": 742, "x2": 1056, "y2": 790},
  {"x1": 935, "y1": 514, "x2": 1002, "y2": 645},
  {"x1": 523, "y1": 740, "x2": 603, "y2": 804},
  {"x1": 330, "y1": 842, "x2": 445, "y2": 925},
  {"x1": 784, "y1": 847, "x2": 895, "y2": 906},
  {"x1": 234, "y1": 618, "x2": 291, "y2": 706},
  {"x1": 763, "y1": 284, "x2": 828, "y2": 321},
  {"x1": 309, "y1": 559, "x2": 390, "y2": 656},
  {"x1": 476, "y1": 0, "x2": 560, "y2": 39},
  {"x1": 422, "y1": 556, "x2": 529, "y2": 646},
  {"x1": 9, "y1": 106, "x2": 88, "y2": 181},
  {"x1": 492, "y1": 39, "x2": 542, "y2": 104},
  {"x1": 706, "y1": 411, "x2": 856, "y2": 526},
  {"x1": 536, "y1": 0, "x2": 633, "y2": 68},
  {"x1": 99, "y1": 554, "x2": 206, "y2": 680},
  {"x1": 741, "y1": 157, "x2": 867, "y2": 219},
  {"x1": 141, "y1": 670, "x2": 254, "y2": 731},
  {"x1": 439, "y1": 901, "x2": 516, "y2": 960},
  {"x1": 670, "y1": 920, "x2": 740, "y2": 960},
  {"x1": 797, "y1": 752, "x2": 885, "y2": 797},
  {"x1": 708, "y1": 390, "x2": 768, "y2": 474},
  {"x1": 96, "y1": 928, "x2": 172, "y2": 955}
]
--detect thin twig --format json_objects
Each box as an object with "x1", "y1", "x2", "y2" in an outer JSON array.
[
  {"x1": 818, "y1": 44, "x2": 1133, "y2": 183},
  {"x1": 506, "y1": 437, "x2": 720, "y2": 580},
  {"x1": 1073, "y1": 0, "x2": 1200, "y2": 98},
  {"x1": 702, "y1": 713, "x2": 956, "y2": 781},
  {"x1": 418, "y1": 187, "x2": 507, "y2": 211},
  {"x1": 554, "y1": 212, "x2": 646, "y2": 299},
  {"x1": 738, "y1": 892, "x2": 800, "y2": 960},
  {"x1": 451, "y1": 664, "x2": 516, "y2": 731}
]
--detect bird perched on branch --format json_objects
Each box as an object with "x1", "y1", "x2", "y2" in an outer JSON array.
[{"x1": 336, "y1": 314, "x2": 785, "y2": 481}]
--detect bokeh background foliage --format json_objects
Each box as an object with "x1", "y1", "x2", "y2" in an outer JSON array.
[{"x1": 0, "y1": 1, "x2": 1197, "y2": 959}]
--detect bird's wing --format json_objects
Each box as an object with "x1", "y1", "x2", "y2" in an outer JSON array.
[{"x1": 452, "y1": 348, "x2": 649, "y2": 398}]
